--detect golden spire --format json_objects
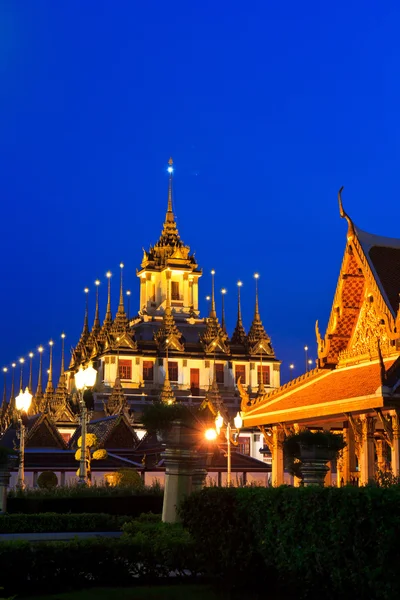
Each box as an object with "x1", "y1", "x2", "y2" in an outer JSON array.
[
  {"x1": 28, "y1": 352, "x2": 34, "y2": 392},
  {"x1": 48, "y1": 340, "x2": 54, "y2": 386},
  {"x1": 36, "y1": 348, "x2": 43, "y2": 394},
  {"x1": 210, "y1": 270, "x2": 217, "y2": 318},
  {"x1": 2, "y1": 367, "x2": 7, "y2": 410},
  {"x1": 231, "y1": 281, "x2": 247, "y2": 345},
  {"x1": 10, "y1": 363, "x2": 16, "y2": 404},
  {"x1": 83, "y1": 288, "x2": 89, "y2": 335},
  {"x1": 154, "y1": 270, "x2": 183, "y2": 349},
  {"x1": 44, "y1": 341, "x2": 55, "y2": 409},
  {"x1": 221, "y1": 288, "x2": 227, "y2": 333},
  {"x1": 104, "y1": 271, "x2": 112, "y2": 323},
  {"x1": 160, "y1": 343, "x2": 176, "y2": 405},
  {"x1": 126, "y1": 290, "x2": 131, "y2": 320},
  {"x1": 166, "y1": 157, "x2": 174, "y2": 222},
  {"x1": 247, "y1": 273, "x2": 275, "y2": 355},
  {"x1": 118, "y1": 263, "x2": 126, "y2": 313},
  {"x1": 60, "y1": 333, "x2": 66, "y2": 376},
  {"x1": 19, "y1": 358, "x2": 25, "y2": 392}
]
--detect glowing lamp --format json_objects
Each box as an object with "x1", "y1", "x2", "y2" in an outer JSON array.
[
  {"x1": 19, "y1": 358, "x2": 24, "y2": 364},
  {"x1": 304, "y1": 346, "x2": 308, "y2": 351},
  {"x1": 237, "y1": 281, "x2": 243, "y2": 287},
  {"x1": 215, "y1": 412, "x2": 224, "y2": 431},
  {"x1": 75, "y1": 363, "x2": 97, "y2": 391},
  {"x1": 254, "y1": 273, "x2": 259, "y2": 279},
  {"x1": 29, "y1": 352, "x2": 34, "y2": 358},
  {"x1": 106, "y1": 271, "x2": 112, "y2": 278},
  {"x1": 61, "y1": 333, "x2": 66, "y2": 339},
  {"x1": 234, "y1": 412, "x2": 243, "y2": 430},
  {"x1": 95, "y1": 280, "x2": 100, "y2": 286},
  {"x1": 167, "y1": 166, "x2": 173, "y2": 174},
  {"x1": 126, "y1": 290, "x2": 131, "y2": 296},
  {"x1": 221, "y1": 288, "x2": 227, "y2": 294},
  {"x1": 15, "y1": 388, "x2": 33, "y2": 413},
  {"x1": 205, "y1": 428, "x2": 217, "y2": 441}
]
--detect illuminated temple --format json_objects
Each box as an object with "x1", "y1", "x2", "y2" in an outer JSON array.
[
  {"x1": 0, "y1": 160, "x2": 279, "y2": 485},
  {"x1": 241, "y1": 188, "x2": 400, "y2": 486}
]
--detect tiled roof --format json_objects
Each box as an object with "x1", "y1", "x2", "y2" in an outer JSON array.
[{"x1": 245, "y1": 358, "x2": 397, "y2": 425}]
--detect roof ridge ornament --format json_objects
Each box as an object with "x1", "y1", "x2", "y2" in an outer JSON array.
[{"x1": 338, "y1": 186, "x2": 355, "y2": 240}]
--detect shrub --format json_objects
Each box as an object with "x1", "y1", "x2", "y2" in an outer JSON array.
[
  {"x1": 180, "y1": 485, "x2": 400, "y2": 600},
  {"x1": 0, "y1": 513, "x2": 132, "y2": 534},
  {"x1": 37, "y1": 471, "x2": 58, "y2": 489},
  {"x1": 0, "y1": 535, "x2": 197, "y2": 595},
  {"x1": 115, "y1": 468, "x2": 143, "y2": 488}
]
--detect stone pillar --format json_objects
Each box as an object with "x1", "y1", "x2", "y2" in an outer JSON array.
[
  {"x1": 390, "y1": 410, "x2": 400, "y2": 478},
  {"x1": 272, "y1": 426, "x2": 284, "y2": 487},
  {"x1": 375, "y1": 438, "x2": 388, "y2": 473},
  {"x1": 336, "y1": 455, "x2": 343, "y2": 487},
  {"x1": 191, "y1": 468, "x2": 208, "y2": 493},
  {"x1": 342, "y1": 426, "x2": 356, "y2": 485},
  {"x1": 161, "y1": 420, "x2": 198, "y2": 523},
  {"x1": 359, "y1": 416, "x2": 376, "y2": 486},
  {"x1": 0, "y1": 470, "x2": 11, "y2": 513}
]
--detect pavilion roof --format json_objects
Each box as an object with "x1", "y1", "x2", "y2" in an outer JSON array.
[{"x1": 243, "y1": 358, "x2": 400, "y2": 426}]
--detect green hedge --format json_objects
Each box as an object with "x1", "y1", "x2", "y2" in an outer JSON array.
[
  {"x1": 7, "y1": 494, "x2": 163, "y2": 516},
  {"x1": 0, "y1": 526, "x2": 196, "y2": 595},
  {"x1": 0, "y1": 513, "x2": 132, "y2": 533},
  {"x1": 180, "y1": 486, "x2": 400, "y2": 600}
]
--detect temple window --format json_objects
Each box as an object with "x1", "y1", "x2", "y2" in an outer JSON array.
[
  {"x1": 168, "y1": 361, "x2": 178, "y2": 382},
  {"x1": 215, "y1": 363, "x2": 224, "y2": 384},
  {"x1": 235, "y1": 365, "x2": 246, "y2": 385},
  {"x1": 257, "y1": 365, "x2": 270, "y2": 385},
  {"x1": 151, "y1": 283, "x2": 156, "y2": 302},
  {"x1": 119, "y1": 359, "x2": 132, "y2": 380},
  {"x1": 171, "y1": 281, "x2": 179, "y2": 300},
  {"x1": 238, "y1": 436, "x2": 250, "y2": 455},
  {"x1": 143, "y1": 361, "x2": 154, "y2": 381}
]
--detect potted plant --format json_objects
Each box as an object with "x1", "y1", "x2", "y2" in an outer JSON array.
[{"x1": 284, "y1": 430, "x2": 345, "y2": 486}]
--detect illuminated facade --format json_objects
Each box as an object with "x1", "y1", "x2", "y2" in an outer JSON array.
[
  {"x1": 241, "y1": 188, "x2": 400, "y2": 486},
  {"x1": 64, "y1": 159, "x2": 281, "y2": 420}
]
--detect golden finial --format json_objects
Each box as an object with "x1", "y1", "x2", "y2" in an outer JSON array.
[
  {"x1": 19, "y1": 358, "x2": 25, "y2": 392},
  {"x1": 126, "y1": 290, "x2": 131, "y2": 320},
  {"x1": 221, "y1": 288, "x2": 227, "y2": 333},
  {"x1": 210, "y1": 270, "x2": 216, "y2": 318},
  {"x1": 254, "y1": 273, "x2": 260, "y2": 318},
  {"x1": 105, "y1": 272, "x2": 112, "y2": 320},
  {"x1": 10, "y1": 363, "x2": 16, "y2": 404},
  {"x1": 2, "y1": 367, "x2": 7, "y2": 409},
  {"x1": 118, "y1": 263, "x2": 125, "y2": 314},
  {"x1": 166, "y1": 158, "x2": 174, "y2": 220},
  {"x1": 60, "y1": 333, "x2": 66, "y2": 376},
  {"x1": 48, "y1": 340, "x2": 54, "y2": 384},
  {"x1": 93, "y1": 280, "x2": 101, "y2": 330},
  {"x1": 28, "y1": 352, "x2": 34, "y2": 391},
  {"x1": 338, "y1": 186, "x2": 355, "y2": 239}
]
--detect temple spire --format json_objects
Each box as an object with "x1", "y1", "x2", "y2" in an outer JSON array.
[
  {"x1": 36, "y1": 348, "x2": 43, "y2": 394},
  {"x1": 10, "y1": 363, "x2": 16, "y2": 404},
  {"x1": 48, "y1": 341, "x2": 54, "y2": 386},
  {"x1": 94, "y1": 280, "x2": 101, "y2": 330},
  {"x1": 118, "y1": 263, "x2": 125, "y2": 313},
  {"x1": 247, "y1": 273, "x2": 275, "y2": 356},
  {"x1": 2, "y1": 368, "x2": 7, "y2": 408},
  {"x1": 210, "y1": 270, "x2": 217, "y2": 318},
  {"x1": 83, "y1": 288, "x2": 89, "y2": 335},
  {"x1": 19, "y1": 358, "x2": 24, "y2": 392},
  {"x1": 104, "y1": 272, "x2": 112, "y2": 323},
  {"x1": 231, "y1": 281, "x2": 247, "y2": 345},
  {"x1": 61, "y1": 333, "x2": 66, "y2": 376},
  {"x1": 166, "y1": 157, "x2": 174, "y2": 222},
  {"x1": 160, "y1": 340, "x2": 176, "y2": 404},
  {"x1": 28, "y1": 352, "x2": 34, "y2": 392},
  {"x1": 221, "y1": 288, "x2": 227, "y2": 334}
]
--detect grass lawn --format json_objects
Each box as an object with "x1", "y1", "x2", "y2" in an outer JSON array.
[{"x1": 23, "y1": 585, "x2": 221, "y2": 600}]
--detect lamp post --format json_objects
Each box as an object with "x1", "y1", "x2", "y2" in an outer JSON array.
[
  {"x1": 15, "y1": 387, "x2": 33, "y2": 489},
  {"x1": 211, "y1": 411, "x2": 243, "y2": 486},
  {"x1": 75, "y1": 363, "x2": 97, "y2": 485}
]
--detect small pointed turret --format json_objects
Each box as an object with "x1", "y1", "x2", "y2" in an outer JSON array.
[
  {"x1": 51, "y1": 333, "x2": 75, "y2": 423},
  {"x1": 221, "y1": 289, "x2": 227, "y2": 334},
  {"x1": 76, "y1": 288, "x2": 90, "y2": 356},
  {"x1": 18, "y1": 358, "x2": 24, "y2": 392},
  {"x1": 154, "y1": 270, "x2": 184, "y2": 349},
  {"x1": 44, "y1": 340, "x2": 55, "y2": 409},
  {"x1": 231, "y1": 281, "x2": 247, "y2": 345},
  {"x1": 159, "y1": 363, "x2": 176, "y2": 405},
  {"x1": 111, "y1": 264, "x2": 129, "y2": 335},
  {"x1": 33, "y1": 346, "x2": 45, "y2": 413},
  {"x1": 0, "y1": 368, "x2": 8, "y2": 428},
  {"x1": 98, "y1": 273, "x2": 113, "y2": 342},
  {"x1": 28, "y1": 352, "x2": 34, "y2": 392},
  {"x1": 247, "y1": 274, "x2": 275, "y2": 356},
  {"x1": 200, "y1": 360, "x2": 226, "y2": 418},
  {"x1": 201, "y1": 270, "x2": 229, "y2": 353}
]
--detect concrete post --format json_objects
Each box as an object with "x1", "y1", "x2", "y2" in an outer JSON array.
[
  {"x1": 191, "y1": 468, "x2": 208, "y2": 492},
  {"x1": 161, "y1": 420, "x2": 198, "y2": 523},
  {"x1": 359, "y1": 416, "x2": 376, "y2": 486},
  {"x1": 272, "y1": 426, "x2": 285, "y2": 487}
]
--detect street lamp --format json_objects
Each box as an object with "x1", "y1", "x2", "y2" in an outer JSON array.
[
  {"x1": 214, "y1": 410, "x2": 243, "y2": 486},
  {"x1": 15, "y1": 387, "x2": 33, "y2": 489},
  {"x1": 75, "y1": 363, "x2": 97, "y2": 485}
]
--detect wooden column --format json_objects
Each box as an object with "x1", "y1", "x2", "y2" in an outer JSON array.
[
  {"x1": 359, "y1": 415, "x2": 376, "y2": 486},
  {"x1": 390, "y1": 410, "x2": 400, "y2": 477},
  {"x1": 272, "y1": 425, "x2": 285, "y2": 487}
]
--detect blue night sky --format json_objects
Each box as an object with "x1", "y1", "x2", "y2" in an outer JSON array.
[{"x1": 1, "y1": 1, "x2": 400, "y2": 386}]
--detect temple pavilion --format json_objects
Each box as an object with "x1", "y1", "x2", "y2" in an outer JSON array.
[{"x1": 240, "y1": 188, "x2": 400, "y2": 486}]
